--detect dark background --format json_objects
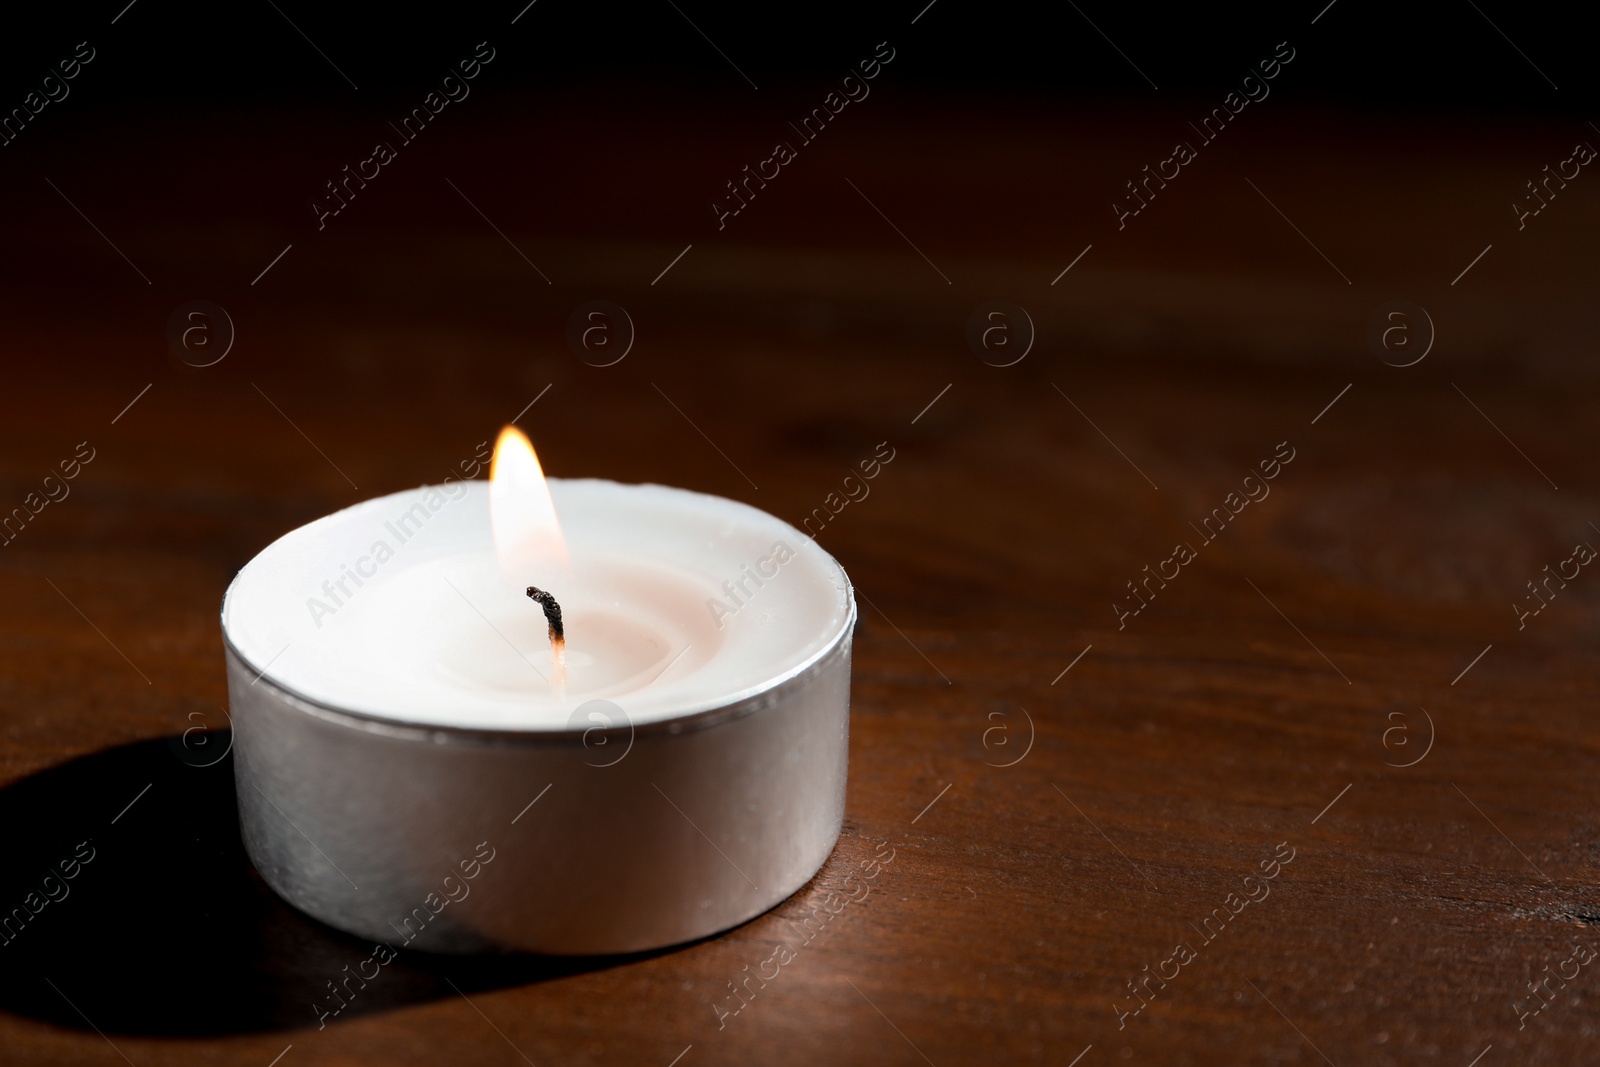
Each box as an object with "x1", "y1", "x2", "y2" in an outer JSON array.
[{"x1": 3, "y1": 0, "x2": 1589, "y2": 105}]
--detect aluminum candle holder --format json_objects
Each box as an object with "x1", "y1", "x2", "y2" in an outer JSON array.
[{"x1": 221, "y1": 473, "x2": 856, "y2": 954}]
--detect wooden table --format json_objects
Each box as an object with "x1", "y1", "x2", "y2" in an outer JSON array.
[{"x1": 1, "y1": 80, "x2": 1597, "y2": 1066}]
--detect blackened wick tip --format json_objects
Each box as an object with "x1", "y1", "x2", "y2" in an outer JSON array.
[{"x1": 525, "y1": 585, "x2": 565, "y2": 643}]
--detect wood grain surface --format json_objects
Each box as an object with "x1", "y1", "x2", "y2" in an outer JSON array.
[{"x1": 2, "y1": 66, "x2": 1598, "y2": 1067}]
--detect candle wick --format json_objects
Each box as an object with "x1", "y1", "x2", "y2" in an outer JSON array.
[{"x1": 526, "y1": 586, "x2": 567, "y2": 692}]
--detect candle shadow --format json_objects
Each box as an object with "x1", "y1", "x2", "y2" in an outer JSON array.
[{"x1": 0, "y1": 733, "x2": 670, "y2": 1035}]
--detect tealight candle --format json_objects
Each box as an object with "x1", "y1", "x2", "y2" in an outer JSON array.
[{"x1": 223, "y1": 429, "x2": 855, "y2": 954}]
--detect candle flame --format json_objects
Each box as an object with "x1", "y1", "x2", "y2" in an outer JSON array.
[{"x1": 490, "y1": 425, "x2": 569, "y2": 578}]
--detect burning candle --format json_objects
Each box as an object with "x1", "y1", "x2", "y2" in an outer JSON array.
[{"x1": 222, "y1": 428, "x2": 856, "y2": 954}]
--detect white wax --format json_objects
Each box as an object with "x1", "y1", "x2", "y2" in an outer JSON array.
[{"x1": 222, "y1": 479, "x2": 853, "y2": 730}]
